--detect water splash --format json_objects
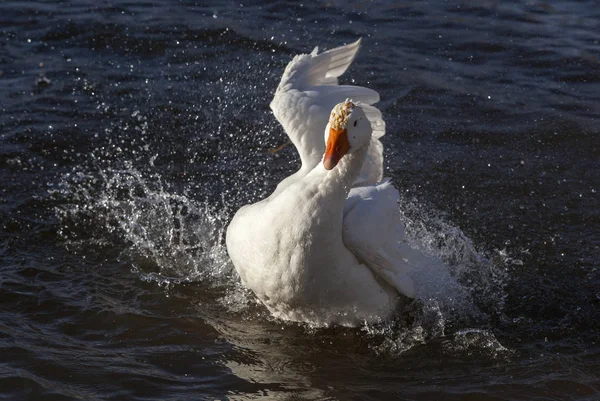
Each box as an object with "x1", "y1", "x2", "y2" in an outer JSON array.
[
  {"x1": 52, "y1": 149, "x2": 511, "y2": 358},
  {"x1": 398, "y1": 194, "x2": 508, "y2": 318},
  {"x1": 356, "y1": 193, "x2": 511, "y2": 357},
  {"x1": 362, "y1": 299, "x2": 447, "y2": 356},
  {"x1": 53, "y1": 163, "x2": 252, "y2": 311},
  {"x1": 445, "y1": 329, "x2": 512, "y2": 358}
]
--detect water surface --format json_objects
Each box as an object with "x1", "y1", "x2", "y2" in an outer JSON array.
[{"x1": 1, "y1": 1, "x2": 599, "y2": 400}]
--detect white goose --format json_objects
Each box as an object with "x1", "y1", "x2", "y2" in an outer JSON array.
[{"x1": 226, "y1": 39, "x2": 417, "y2": 326}]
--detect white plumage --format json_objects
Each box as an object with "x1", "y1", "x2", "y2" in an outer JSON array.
[
  {"x1": 268, "y1": 38, "x2": 385, "y2": 195},
  {"x1": 226, "y1": 40, "x2": 416, "y2": 326}
]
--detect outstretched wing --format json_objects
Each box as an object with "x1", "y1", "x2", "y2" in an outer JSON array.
[
  {"x1": 342, "y1": 181, "x2": 416, "y2": 298},
  {"x1": 270, "y1": 39, "x2": 381, "y2": 170}
]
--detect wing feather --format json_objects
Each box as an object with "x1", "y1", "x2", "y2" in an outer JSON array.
[
  {"x1": 270, "y1": 39, "x2": 383, "y2": 170},
  {"x1": 353, "y1": 102, "x2": 386, "y2": 186},
  {"x1": 342, "y1": 182, "x2": 416, "y2": 298}
]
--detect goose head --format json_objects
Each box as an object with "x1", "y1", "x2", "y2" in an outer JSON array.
[{"x1": 323, "y1": 100, "x2": 372, "y2": 170}]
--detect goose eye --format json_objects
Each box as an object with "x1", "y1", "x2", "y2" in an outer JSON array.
[{"x1": 353, "y1": 120, "x2": 357, "y2": 127}]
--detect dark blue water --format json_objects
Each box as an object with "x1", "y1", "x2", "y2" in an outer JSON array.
[{"x1": 1, "y1": 1, "x2": 598, "y2": 400}]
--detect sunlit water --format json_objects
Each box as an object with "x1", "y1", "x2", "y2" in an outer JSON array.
[{"x1": 1, "y1": 1, "x2": 599, "y2": 400}]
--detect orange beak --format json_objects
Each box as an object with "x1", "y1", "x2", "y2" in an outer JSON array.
[{"x1": 323, "y1": 128, "x2": 350, "y2": 170}]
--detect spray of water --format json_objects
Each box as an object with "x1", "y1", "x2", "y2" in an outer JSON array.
[
  {"x1": 53, "y1": 161, "x2": 512, "y2": 357},
  {"x1": 357, "y1": 193, "x2": 510, "y2": 357},
  {"x1": 51, "y1": 66, "x2": 511, "y2": 357},
  {"x1": 53, "y1": 162, "x2": 255, "y2": 311}
]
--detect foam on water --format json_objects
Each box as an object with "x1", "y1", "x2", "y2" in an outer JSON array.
[{"x1": 447, "y1": 329, "x2": 512, "y2": 358}]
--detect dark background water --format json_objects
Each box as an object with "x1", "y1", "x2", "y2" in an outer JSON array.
[{"x1": 1, "y1": 1, "x2": 599, "y2": 400}]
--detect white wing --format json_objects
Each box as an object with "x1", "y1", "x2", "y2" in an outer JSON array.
[
  {"x1": 342, "y1": 180, "x2": 416, "y2": 298},
  {"x1": 353, "y1": 103, "x2": 386, "y2": 186},
  {"x1": 270, "y1": 39, "x2": 382, "y2": 170}
]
